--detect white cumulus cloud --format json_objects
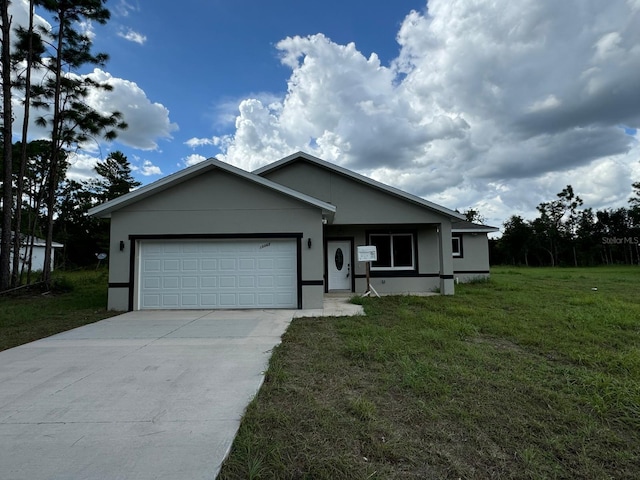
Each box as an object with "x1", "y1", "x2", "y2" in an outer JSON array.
[
  {"x1": 136, "y1": 160, "x2": 163, "y2": 176},
  {"x1": 208, "y1": 0, "x2": 640, "y2": 227},
  {"x1": 85, "y1": 69, "x2": 178, "y2": 150},
  {"x1": 185, "y1": 137, "x2": 215, "y2": 148},
  {"x1": 184, "y1": 154, "x2": 207, "y2": 167},
  {"x1": 7, "y1": 1, "x2": 177, "y2": 159},
  {"x1": 117, "y1": 28, "x2": 147, "y2": 45}
]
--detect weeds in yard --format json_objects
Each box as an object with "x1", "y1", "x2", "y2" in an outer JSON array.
[
  {"x1": 0, "y1": 268, "x2": 118, "y2": 351},
  {"x1": 219, "y1": 266, "x2": 640, "y2": 479}
]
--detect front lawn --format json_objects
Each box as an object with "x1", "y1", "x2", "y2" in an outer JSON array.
[
  {"x1": 219, "y1": 266, "x2": 640, "y2": 479},
  {"x1": 0, "y1": 269, "x2": 119, "y2": 351}
]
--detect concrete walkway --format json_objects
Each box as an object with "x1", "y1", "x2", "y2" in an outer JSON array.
[{"x1": 0, "y1": 298, "x2": 363, "y2": 480}]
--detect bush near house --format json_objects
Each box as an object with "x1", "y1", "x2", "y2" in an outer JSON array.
[{"x1": 219, "y1": 266, "x2": 640, "y2": 479}]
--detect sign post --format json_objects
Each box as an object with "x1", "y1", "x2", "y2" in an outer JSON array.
[{"x1": 357, "y1": 246, "x2": 380, "y2": 298}]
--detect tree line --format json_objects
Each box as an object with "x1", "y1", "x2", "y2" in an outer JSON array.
[
  {"x1": 491, "y1": 183, "x2": 640, "y2": 266},
  {"x1": 0, "y1": 0, "x2": 127, "y2": 290}
]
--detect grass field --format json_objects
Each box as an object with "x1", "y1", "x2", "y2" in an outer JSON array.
[
  {"x1": 0, "y1": 269, "x2": 119, "y2": 351},
  {"x1": 218, "y1": 266, "x2": 640, "y2": 479}
]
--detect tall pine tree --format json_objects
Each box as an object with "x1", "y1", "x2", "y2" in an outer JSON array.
[
  {"x1": 34, "y1": 0, "x2": 127, "y2": 286},
  {"x1": 1, "y1": 0, "x2": 14, "y2": 290}
]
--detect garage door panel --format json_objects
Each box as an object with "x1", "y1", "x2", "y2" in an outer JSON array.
[
  {"x1": 182, "y1": 277, "x2": 198, "y2": 288},
  {"x1": 162, "y1": 295, "x2": 179, "y2": 307},
  {"x1": 219, "y1": 258, "x2": 237, "y2": 270},
  {"x1": 219, "y1": 293, "x2": 237, "y2": 307},
  {"x1": 139, "y1": 239, "x2": 297, "y2": 309},
  {"x1": 201, "y1": 276, "x2": 217, "y2": 288},
  {"x1": 143, "y1": 294, "x2": 160, "y2": 307},
  {"x1": 238, "y1": 293, "x2": 256, "y2": 306},
  {"x1": 258, "y1": 258, "x2": 274, "y2": 270},
  {"x1": 201, "y1": 259, "x2": 217, "y2": 271},
  {"x1": 162, "y1": 244, "x2": 180, "y2": 254},
  {"x1": 219, "y1": 276, "x2": 236, "y2": 288},
  {"x1": 143, "y1": 259, "x2": 161, "y2": 272},
  {"x1": 200, "y1": 294, "x2": 218, "y2": 306},
  {"x1": 182, "y1": 244, "x2": 200, "y2": 254},
  {"x1": 239, "y1": 258, "x2": 255, "y2": 270},
  {"x1": 276, "y1": 257, "x2": 294, "y2": 269},
  {"x1": 163, "y1": 277, "x2": 179, "y2": 289},
  {"x1": 144, "y1": 277, "x2": 161, "y2": 289},
  {"x1": 200, "y1": 243, "x2": 219, "y2": 253},
  {"x1": 257, "y1": 293, "x2": 274, "y2": 305},
  {"x1": 182, "y1": 259, "x2": 198, "y2": 271},
  {"x1": 144, "y1": 244, "x2": 164, "y2": 255},
  {"x1": 277, "y1": 275, "x2": 294, "y2": 287},
  {"x1": 163, "y1": 260, "x2": 179, "y2": 271},
  {"x1": 181, "y1": 294, "x2": 198, "y2": 306},
  {"x1": 239, "y1": 276, "x2": 255, "y2": 288}
]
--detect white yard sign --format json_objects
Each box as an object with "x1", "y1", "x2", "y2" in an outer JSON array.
[
  {"x1": 358, "y1": 246, "x2": 380, "y2": 298},
  {"x1": 357, "y1": 245, "x2": 377, "y2": 262}
]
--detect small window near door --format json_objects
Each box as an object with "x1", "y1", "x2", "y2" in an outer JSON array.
[
  {"x1": 452, "y1": 234, "x2": 463, "y2": 257},
  {"x1": 369, "y1": 233, "x2": 415, "y2": 270}
]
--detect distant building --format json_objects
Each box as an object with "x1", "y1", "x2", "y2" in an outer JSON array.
[{"x1": 0, "y1": 230, "x2": 63, "y2": 273}]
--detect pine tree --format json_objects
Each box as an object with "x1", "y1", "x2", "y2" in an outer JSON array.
[
  {"x1": 34, "y1": 0, "x2": 127, "y2": 286},
  {"x1": 11, "y1": 0, "x2": 45, "y2": 286},
  {"x1": 92, "y1": 151, "x2": 141, "y2": 202},
  {"x1": 1, "y1": 0, "x2": 14, "y2": 290}
]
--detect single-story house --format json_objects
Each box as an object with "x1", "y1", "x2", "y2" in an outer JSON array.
[
  {"x1": 88, "y1": 152, "x2": 497, "y2": 311},
  {"x1": 0, "y1": 230, "x2": 63, "y2": 273},
  {"x1": 451, "y1": 220, "x2": 499, "y2": 283}
]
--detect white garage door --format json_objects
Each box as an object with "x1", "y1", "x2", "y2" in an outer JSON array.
[{"x1": 138, "y1": 239, "x2": 297, "y2": 309}]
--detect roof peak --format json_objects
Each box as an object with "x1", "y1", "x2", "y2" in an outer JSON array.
[{"x1": 255, "y1": 152, "x2": 466, "y2": 220}]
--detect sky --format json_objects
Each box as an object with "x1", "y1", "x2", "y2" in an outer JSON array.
[{"x1": 8, "y1": 0, "x2": 640, "y2": 231}]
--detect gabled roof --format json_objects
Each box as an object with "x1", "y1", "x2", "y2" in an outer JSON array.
[
  {"x1": 254, "y1": 151, "x2": 466, "y2": 220},
  {"x1": 88, "y1": 157, "x2": 337, "y2": 219},
  {"x1": 451, "y1": 220, "x2": 499, "y2": 233}
]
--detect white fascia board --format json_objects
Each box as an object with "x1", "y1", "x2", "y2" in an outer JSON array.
[
  {"x1": 452, "y1": 220, "x2": 500, "y2": 233},
  {"x1": 452, "y1": 227, "x2": 499, "y2": 233},
  {"x1": 88, "y1": 158, "x2": 216, "y2": 218},
  {"x1": 88, "y1": 157, "x2": 336, "y2": 218},
  {"x1": 254, "y1": 151, "x2": 466, "y2": 221}
]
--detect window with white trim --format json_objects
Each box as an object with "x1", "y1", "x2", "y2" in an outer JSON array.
[
  {"x1": 369, "y1": 233, "x2": 415, "y2": 270},
  {"x1": 452, "y1": 235, "x2": 463, "y2": 257}
]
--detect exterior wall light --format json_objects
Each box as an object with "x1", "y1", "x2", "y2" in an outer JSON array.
[
  {"x1": 119, "y1": 240, "x2": 125, "y2": 251},
  {"x1": 307, "y1": 238, "x2": 312, "y2": 249}
]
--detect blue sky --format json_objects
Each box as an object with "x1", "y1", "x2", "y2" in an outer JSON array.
[
  {"x1": 91, "y1": 0, "x2": 421, "y2": 162},
  {"x1": 8, "y1": 0, "x2": 640, "y2": 228}
]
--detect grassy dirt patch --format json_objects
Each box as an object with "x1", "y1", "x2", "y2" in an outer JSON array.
[
  {"x1": 0, "y1": 269, "x2": 120, "y2": 351},
  {"x1": 219, "y1": 266, "x2": 640, "y2": 479}
]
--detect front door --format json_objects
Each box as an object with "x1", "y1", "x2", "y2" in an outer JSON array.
[{"x1": 327, "y1": 240, "x2": 352, "y2": 291}]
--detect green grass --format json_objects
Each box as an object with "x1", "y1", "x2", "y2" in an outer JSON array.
[
  {"x1": 218, "y1": 266, "x2": 640, "y2": 479},
  {"x1": 0, "y1": 269, "x2": 120, "y2": 351}
]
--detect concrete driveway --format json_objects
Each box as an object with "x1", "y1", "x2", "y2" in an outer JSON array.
[{"x1": 0, "y1": 309, "x2": 295, "y2": 480}]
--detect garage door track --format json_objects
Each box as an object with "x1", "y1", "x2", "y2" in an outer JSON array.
[{"x1": 0, "y1": 309, "x2": 294, "y2": 480}]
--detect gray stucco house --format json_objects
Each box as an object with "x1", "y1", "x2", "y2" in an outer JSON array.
[{"x1": 89, "y1": 152, "x2": 497, "y2": 311}]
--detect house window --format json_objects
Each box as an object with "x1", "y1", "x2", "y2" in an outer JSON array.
[
  {"x1": 452, "y1": 234, "x2": 463, "y2": 257},
  {"x1": 369, "y1": 233, "x2": 415, "y2": 270}
]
